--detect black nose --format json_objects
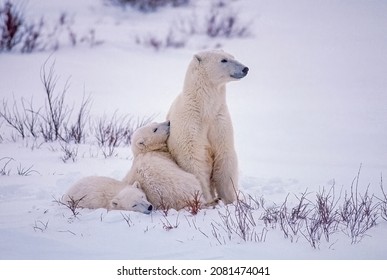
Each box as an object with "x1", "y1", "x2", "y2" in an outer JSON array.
[
  {"x1": 166, "y1": 120, "x2": 170, "y2": 126},
  {"x1": 242, "y1": 67, "x2": 249, "y2": 75},
  {"x1": 148, "y1": 205, "x2": 153, "y2": 211}
]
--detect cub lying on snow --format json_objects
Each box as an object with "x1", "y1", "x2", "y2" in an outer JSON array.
[
  {"x1": 123, "y1": 121, "x2": 208, "y2": 210},
  {"x1": 63, "y1": 176, "x2": 153, "y2": 214},
  {"x1": 63, "y1": 121, "x2": 218, "y2": 214}
]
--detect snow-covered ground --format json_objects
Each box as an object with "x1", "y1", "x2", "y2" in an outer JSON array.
[{"x1": 1, "y1": 0, "x2": 387, "y2": 261}]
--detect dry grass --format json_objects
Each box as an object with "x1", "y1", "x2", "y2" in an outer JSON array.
[
  {"x1": 0, "y1": 1, "x2": 102, "y2": 53},
  {"x1": 184, "y1": 191, "x2": 204, "y2": 215},
  {"x1": 208, "y1": 169, "x2": 386, "y2": 248},
  {"x1": 53, "y1": 195, "x2": 86, "y2": 219},
  {"x1": 0, "y1": 59, "x2": 154, "y2": 161}
]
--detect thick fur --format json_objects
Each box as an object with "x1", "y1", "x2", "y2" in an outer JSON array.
[
  {"x1": 166, "y1": 50, "x2": 248, "y2": 204},
  {"x1": 123, "y1": 121, "x2": 205, "y2": 210},
  {"x1": 63, "y1": 176, "x2": 152, "y2": 213}
]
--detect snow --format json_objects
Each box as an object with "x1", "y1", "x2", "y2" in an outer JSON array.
[{"x1": 1, "y1": 0, "x2": 387, "y2": 263}]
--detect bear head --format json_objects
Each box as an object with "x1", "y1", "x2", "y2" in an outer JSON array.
[
  {"x1": 189, "y1": 49, "x2": 249, "y2": 86},
  {"x1": 131, "y1": 121, "x2": 170, "y2": 156},
  {"x1": 110, "y1": 181, "x2": 153, "y2": 214}
]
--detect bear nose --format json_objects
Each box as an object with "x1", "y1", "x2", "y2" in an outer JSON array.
[
  {"x1": 148, "y1": 205, "x2": 153, "y2": 211},
  {"x1": 242, "y1": 67, "x2": 249, "y2": 75},
  {"x1": 166, "y1": 120, "x2": 170, "y2": 126}
]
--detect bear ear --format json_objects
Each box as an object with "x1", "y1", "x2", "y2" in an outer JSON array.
[
  {"x1": 111, "y1": 199, "x2": 118, "y2": 209},
  {"x1": 133, "y1": 181, "x2": 141, "y2": 189},
  {"x1": 194, "y1": 54, "x2": 202, "y2": 63}
]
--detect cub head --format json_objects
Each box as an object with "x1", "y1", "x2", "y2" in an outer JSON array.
[
  {"x1": 190, "y1": 49, "x2": 249, "y2": 86},
  {"x1": 110, "y1": 181, "x2": 153, "y2": 214},
  {"x1": 131, "y1": 121, "x2": 170, "y2": 156}
]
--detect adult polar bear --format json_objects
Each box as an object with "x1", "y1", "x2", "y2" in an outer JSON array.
[{"x1": 167, "y1": 50, "x2": 248, "y2": 204}]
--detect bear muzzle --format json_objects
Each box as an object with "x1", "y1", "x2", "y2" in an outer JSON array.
[
  {"x1": 142, "y1": 203, "x2": 153, "y2": 214},
  {"x1": 231, "y1": 66, "x2": 249, "y2": 79}
]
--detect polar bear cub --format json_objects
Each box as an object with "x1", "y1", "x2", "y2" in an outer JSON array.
[
  {"x1": 63, "y1": 176, "x2": 153, "y2": 213},
  {"x1": 123, "y1": 121, "x2": 206, "y2": 210},
  {"x1": 167, "y1": 50, "x2": 248, "y2": 204}
]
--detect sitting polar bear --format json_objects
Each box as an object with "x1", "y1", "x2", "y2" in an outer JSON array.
[
  {"x1": 123, "y1": 121, "x2": 206, "y2": 210},
  {"x1": 167, "y1": 49, "x2": 249, "y2": 204},
  {"x1": 63, "y1": 176, "x2": 153, "y2": 214}
]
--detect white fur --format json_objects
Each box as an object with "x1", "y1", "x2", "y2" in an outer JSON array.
[
  {"x1": 63, "y1": 176, "x2": 152, "y2": 213},
  {"x1": 166, "y1": 50, "x2": 248, "y2": 204},
  {"x1": 123, "y1": 122, "x2": 205, "y2": 210}
]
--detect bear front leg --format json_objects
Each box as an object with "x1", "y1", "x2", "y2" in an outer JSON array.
[
  {"x1": 208, "y1": 108, "x2": 239, "y2": 204},
  {"x1": 211, "y1": 150, "x2": 238, "y2": 204}
]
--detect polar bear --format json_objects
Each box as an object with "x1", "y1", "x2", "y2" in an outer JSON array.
[
  {"x1": 123, "y1": 121, "x2": 206, "y2": 210},
  {"x1": 166, "y1": 50, "x2": 248, "y2": 204},
  {"x1": 63, "y1": 176, "x2": 153, "y2": 213}
]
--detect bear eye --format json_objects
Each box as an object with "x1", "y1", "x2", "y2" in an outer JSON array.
[
  {"x1": 221, "y1": 59, "x2": 228, "y2": 63},
  {"x1": 132, "y1": 204, "x2": 137, "y2": 207},
  {"x1": 153, "y1": 128, "x2": 158, "y2": 133}
]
